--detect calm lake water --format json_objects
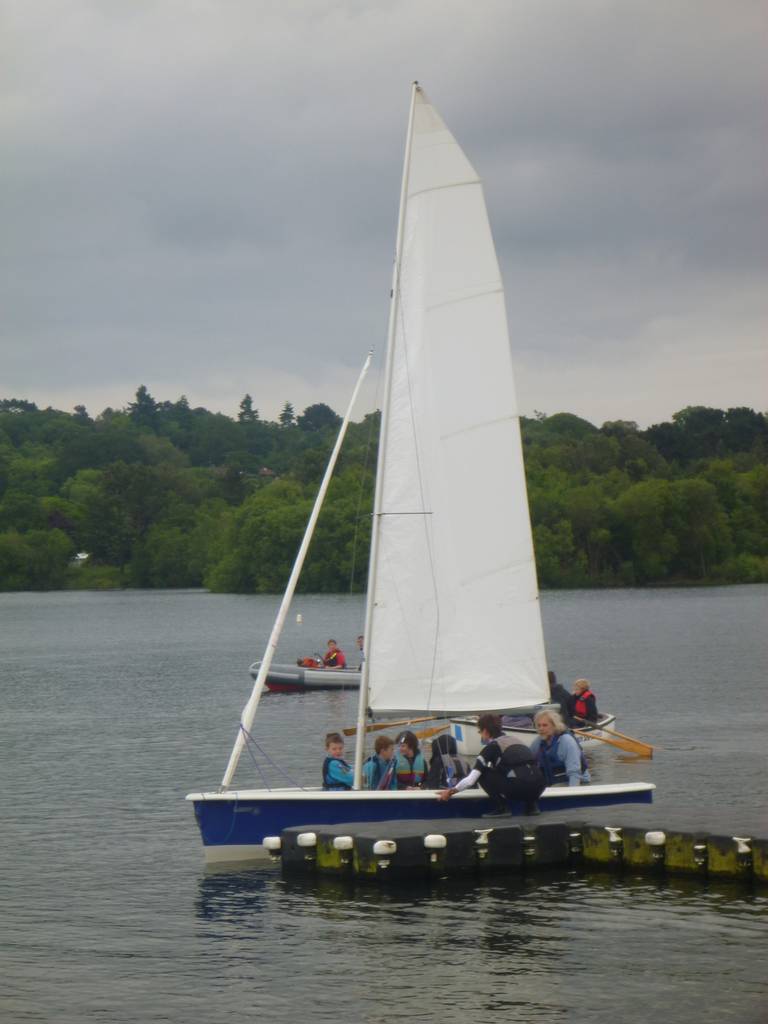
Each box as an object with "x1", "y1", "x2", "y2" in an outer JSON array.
[{"x1": 2, "y1": 586, "x2": 767, "y2": 1023}]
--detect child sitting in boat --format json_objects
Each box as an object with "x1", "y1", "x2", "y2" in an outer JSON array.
[
  {"x1": 322, "y1": 732, "x2": 354, "y2": 790},
  {"x1": 322, "y1": 639, "x2": 347, "y2": 669},
  {"x1": 362, "y1": 735, "x2": 397, "y2": 790},
  {"x1": 394, "y1": 730, "x2": 427, "y2": 789},
  {"x1": 425, "y1": 733, "x2": 471, "y2": 789},
  {"x1": 571, "y1": 678, "x2": 599, "y2": 723}
]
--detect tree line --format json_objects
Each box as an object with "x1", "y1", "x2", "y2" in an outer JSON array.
[{"x1": 0, "y1": 390, "x2": 766, "y2": 592}]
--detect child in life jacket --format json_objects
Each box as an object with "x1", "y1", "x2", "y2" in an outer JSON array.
[
  {"x1": 362, "y1": 734, "x2": 397, "y2": 790},
  {"x1": 425, "y1": 733, "x2": 471, "y2": 789},
  {"x1": 322, "y1": 732, "x2": 354, "y2": 790},
  {"x1": 571, "y1": 679, "x2": 599, "y2": 723},
  {"x1": 394, "y1": 730, "x2": 427, "y2": 789}
]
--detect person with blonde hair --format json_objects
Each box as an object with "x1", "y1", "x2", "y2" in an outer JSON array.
[
  {"x1": 571, "y1": 678, "x2": 598, "y2": 724},
  {"x1": 530, "y1": 709, "x2": 590, "y2": 786}
]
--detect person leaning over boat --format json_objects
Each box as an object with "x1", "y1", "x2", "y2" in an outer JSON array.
[
  {"x1": 530, "y1": 709, "x2": 590, "y2": 786},
  {"x1": 571, "y1": 678, "x2": 598, "y2": 724},
  {"x1": 362, "y1": 734, "x2": 397, "y2": 790},
  {"x1": 322, "y1": 732, "x2": 354, "y2": 790},
  {"x1": 322, "y1": 639, "x2": 347, "y2": 669},
  {"x1": 395, "y1": 731, "x2": 427, "y2": 789},
  {"x1": 436, "y1": 714, "x2": 545, "y2": 816}
]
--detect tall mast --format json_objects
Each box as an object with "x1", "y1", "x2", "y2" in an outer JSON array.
[
  {"x1": 221, "y1": 349, "x2": 373, "y2": 790},
  {"x1": 352, "y1": 82, "x2": 420, "y2": 788}
]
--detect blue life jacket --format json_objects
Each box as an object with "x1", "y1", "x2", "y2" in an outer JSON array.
[
  {"x1": 363, "y1": 754, "x2": 396, "y2": 790},
  {"x1": 536, "y1": 733, "x2": 588, "y2": 785},
  {"x1": 322, "y1": 755, "x2": 353, "y2": 790}
]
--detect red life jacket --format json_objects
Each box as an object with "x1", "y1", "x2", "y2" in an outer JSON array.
[{"x1": 573, "y1": 690, "x2": 595, "y2": 719}]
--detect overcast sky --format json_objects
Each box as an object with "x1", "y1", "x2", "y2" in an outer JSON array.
[{"x1": 2, "y1": 0, "x2": 766, "y2": 428}]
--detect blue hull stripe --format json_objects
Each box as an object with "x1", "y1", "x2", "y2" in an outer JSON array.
[{"x1": 193, "y1": 789, "x2": 653, "y2": 849}]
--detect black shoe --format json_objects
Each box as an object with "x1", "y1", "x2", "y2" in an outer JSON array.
[
  {"x1": 524, "y1": 801, "x2": 541, "y2": 816},
  {"x1": 482, "y1": 808, "x2": 512, "y2": 818}
]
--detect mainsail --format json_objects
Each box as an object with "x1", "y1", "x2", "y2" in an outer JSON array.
[{"x1": 364, "y1": 86, "x2": 548, "y2": 715}]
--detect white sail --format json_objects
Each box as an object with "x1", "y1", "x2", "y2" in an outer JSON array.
[{"x1": 365, "y1": 87, "x2": 548, "y2": 715}]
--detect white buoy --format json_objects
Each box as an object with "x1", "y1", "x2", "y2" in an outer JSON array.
[
  {"x1": 296, "y1": 613, "x2": 303, "y2": 623},
  {"x1": 333, "y1": 836, "x2": 354, "y2": 851},
  {"x1": 297, "y1": 832, "x2": 317, "y2": 847}
]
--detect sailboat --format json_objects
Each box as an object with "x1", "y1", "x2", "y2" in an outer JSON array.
[{"x1": 187, "y1": 84, "x2": 653, "y2": 864}]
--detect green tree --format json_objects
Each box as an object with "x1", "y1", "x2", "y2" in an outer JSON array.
[
  {"x1": 297, "y1": 403, "x2": 341, "y2": 433},
  {"x1": 278, "y1": 402, "x2": 296, "y2": 428},
  {"x1": 0, "y1": 528, "x2": 73, "y2": 590},
  {"x1": 238, "y1": 394, "x2": 259, "y2": 423},
  {"x1": 128, "y1": 385, "x2": 159, "y2": 430},
  {"x1": 613, "y1": 480, "x2": 679, "y2": 581},
  {"x1": 533, "y1": 520, "x2": 588, "y2": 587}
]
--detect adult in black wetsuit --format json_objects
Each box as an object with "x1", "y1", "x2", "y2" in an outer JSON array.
[
  {"x1": 436, "y1": 713, "x2": 545, "y2": 816},
  {"x1": 548, "y1": 670, "x2": 576, "y2": 725}
]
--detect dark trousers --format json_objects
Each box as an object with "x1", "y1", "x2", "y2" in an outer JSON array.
[{"x1": 480, "y1": 769, "x2": 545, "y2": 810}]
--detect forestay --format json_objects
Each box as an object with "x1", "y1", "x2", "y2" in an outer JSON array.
[{"x1": 365, "y1": 87, "x2": 548, "y2": 715}]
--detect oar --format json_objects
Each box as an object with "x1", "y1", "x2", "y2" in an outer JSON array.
[
  {"x1": 413, "y1": 724, "x2": 449, "y2": 741},
  {"x1": 574, "y1": 718, "x2": 655, "y2": 757},
  {"x1": 342, "y1": 716, "x2": 436, "y2": 737},
  {"x1": 573, "y1": 726, "x2": 653, "y2": 758}
]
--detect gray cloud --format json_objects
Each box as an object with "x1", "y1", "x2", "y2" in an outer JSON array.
[{"x1": 2, "y1": 0, "x2": 766, "y2": 426}]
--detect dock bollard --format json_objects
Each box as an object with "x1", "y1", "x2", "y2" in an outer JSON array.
[
  {"x1": 693, "y1": 843, "x2": 708, "y2": 868},
  {"x1": 424, "y1": 834, "x2": 447, "y2": 865},
  {"x1": 332, "y1": 835, "x2": 354, "y2": 868},
  {"x1": 645, "y1": 830, "x2": 666, "y2": 865},
  {"x1": 523, "y1": 833, "x2": 537, "y2": 862},
  {"x1": 372, "y1": 839, "x2": 397, "y2": 871},
  {"x1": 733, "y1": 836, "x2": 752, "y2": 870},
  {"x1": 297, "y1": 832, "x2": 317, "y2": 863},
  {"x1": 262, "y1": 836, "x2": 282, "y2": 861},
  {"x1": 605, "y1": 827, "x2": 623, "y2": 860},
  {"x1": 474, "y1": 828, "x2": 492, "y2": 862}
]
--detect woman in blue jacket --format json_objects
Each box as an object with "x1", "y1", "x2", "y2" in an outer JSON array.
[{"x1": 530, "y1": 709, "x2": 590, "y2": 786}]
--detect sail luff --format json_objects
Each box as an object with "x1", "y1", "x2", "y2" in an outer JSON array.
[{"x1": 352, "y1": 82, "x2": 421, "y2": 789}]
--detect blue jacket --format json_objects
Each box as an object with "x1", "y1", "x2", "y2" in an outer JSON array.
[
  {"x1": 530, "y1": 732, "x2": 590, "y2": 787},
  {"x1": 362, "y1": 754, "x2": 397, "y2": 790},
  {"x1": 322, "y1": 755, "x2": 353, "y2": 790}
]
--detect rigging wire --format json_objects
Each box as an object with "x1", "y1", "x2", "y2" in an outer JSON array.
[{"x1": 239, "y1": 724, "x2": 305, "y2": 790}]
